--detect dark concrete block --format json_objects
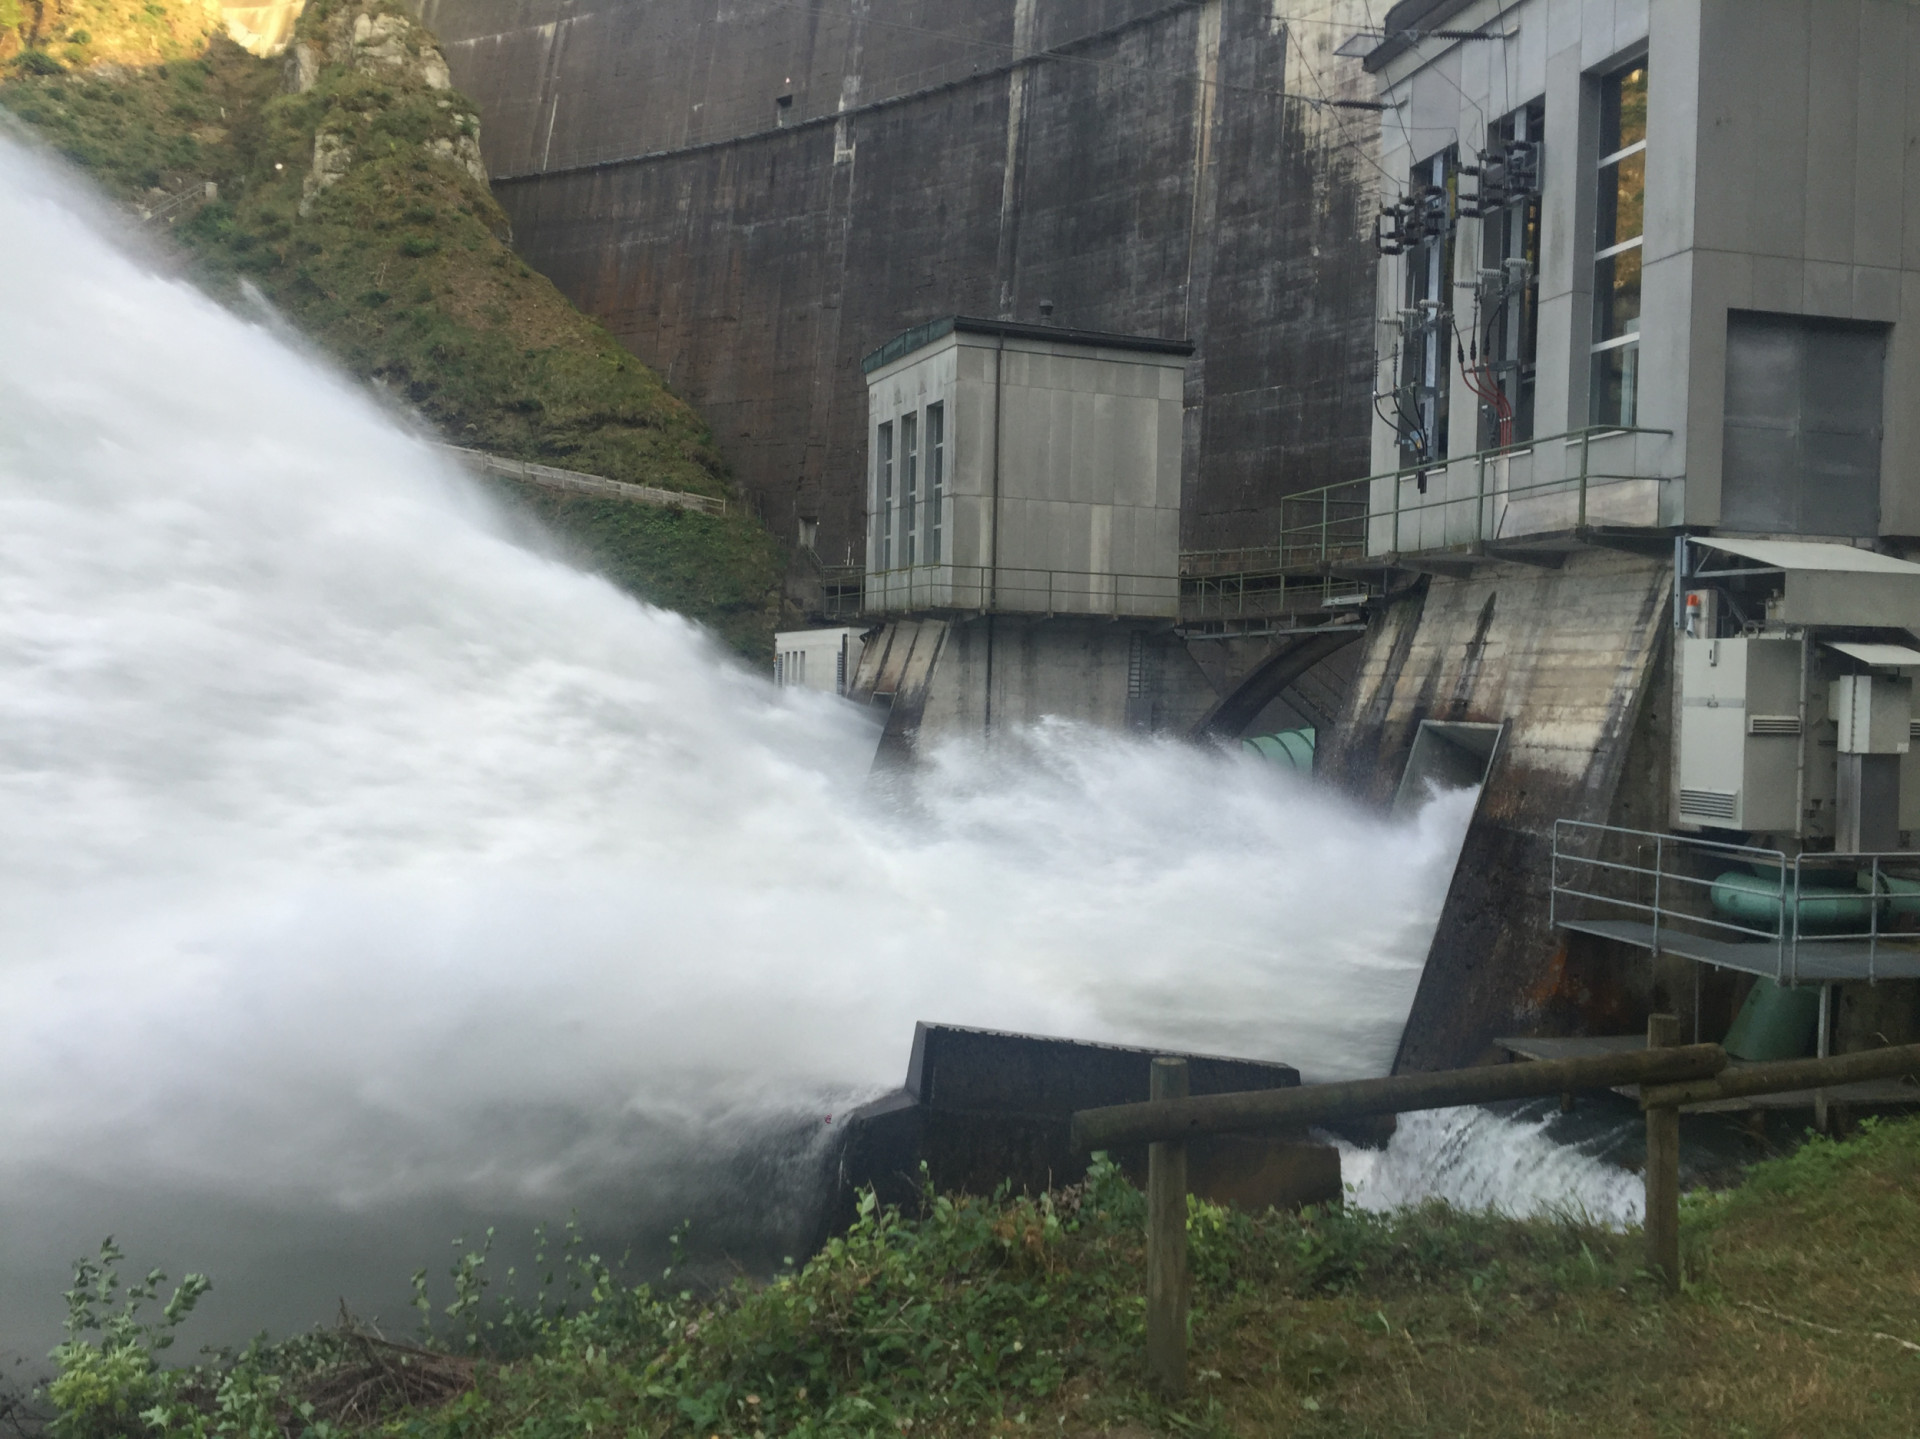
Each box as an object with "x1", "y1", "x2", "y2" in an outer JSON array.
[
  {"x1": 823, "y1": 1024, "x2": 1338, "y2": 1245},
  {"x1": 905, "y1": 1021, "x2": 1301, "y2": 1113}
]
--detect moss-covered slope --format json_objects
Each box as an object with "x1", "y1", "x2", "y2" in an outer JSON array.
[{"x1": 1, "y1": 0, "x2": 782, "y2": 656}]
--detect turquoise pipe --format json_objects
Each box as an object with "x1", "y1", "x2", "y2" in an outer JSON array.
[
  {"x1": 1242, "y1": 727, "x2": 1315, "y2": 772},
  {"x1": 1709, "y1": 870, "x2": 1878, "y2": 933},
  {"x1": 1878, "y1": 874, "x2": 1920, "y2": 918}
]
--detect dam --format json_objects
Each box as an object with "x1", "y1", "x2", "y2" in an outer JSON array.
[
  {"x1": 6, "y1": 0, "x2": 1920, "y2": 1374},
  {"x1": 413, "y1": 0, "x2": 1920, "y2": 1083}
]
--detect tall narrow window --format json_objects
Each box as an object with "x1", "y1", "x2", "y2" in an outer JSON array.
[
  {"x1": 1473, "y1": 98, "x2": 1543, "y2": 447},
  {"x1": 875, "y1": 421, "x2": 894, "y2": 571},
  {"x1": 899, "y1": 411, "x2": 919, "y2": 568},
  {"x1": 1397, "y1": 146, "x2": 1457, "y2": 467},
  {"x1": 1591, "y1": 60, "x2": 1647, "y2": 428},
  {"x1": 925, "y1": 402, "x2": 945, "y2": 563}
]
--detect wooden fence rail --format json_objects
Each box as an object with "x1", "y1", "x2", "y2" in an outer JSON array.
[
  {"x1": 1073, "y1": 1023, "x2": 1920, "y2": 1398},
  {"x1": 1067, "y1": 1041, "x2": 1728, "y2": 1152},
  {"x1": 1642, "y1": 1040, "x2": 1920, "y2": 1110}
]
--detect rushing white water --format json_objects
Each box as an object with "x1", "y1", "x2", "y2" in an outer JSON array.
[
  {"x1": 1340, "y1": 1107, "x2": 1645, "y2": 1227},
  {"x1": 0, "y1": 134, "x2": 1502, "y2": 1352}
]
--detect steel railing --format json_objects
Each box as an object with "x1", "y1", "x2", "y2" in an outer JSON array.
[
  {"x1": 859, "y1": 563, "x2": 1179, "y2": 619},
  {"x1": 1551, "y1": 819, "x2": 1920, "y2": 985},
  {"x1": 1177, "y1": 569, "x2": 1372, "y2": 624},
  {"x1": 1178, "y1": 424, "x2": 1676, "y2": 582}
]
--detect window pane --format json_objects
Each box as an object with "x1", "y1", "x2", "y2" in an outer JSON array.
[
  {"x1": 1596, "y1": 150, "x2": 1645, "y2": 249},
  {"x1": 1594, "y1": 244, "x2": 1643, "y2": 342},
  {"x1": 900, "y1": 413, "x2": 918, "y2": 568},
  {"x1": 925, "y1": 402, "x2": 944, "y2": 564},
  {"x1": 876, "y1": 421, "x2": 893, "y2": 571},
  {"x1": 1591, "y1": 341, "x2": 1640, "y2": 427},
  {"x1": 1600, "y1": 62, "x2": 1647, "y2": 156}
]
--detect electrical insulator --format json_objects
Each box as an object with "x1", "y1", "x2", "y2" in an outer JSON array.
[{"x1": 1458, "y1": 159, "x2": 1507, "y2": 217}]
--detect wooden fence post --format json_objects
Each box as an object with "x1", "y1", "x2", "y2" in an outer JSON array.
[
  {"x1": 1145, "y1": 1056, "x2": 1189, "y2": 1398},
  {"x1": 1643, "y1": 1013, "x2": 1681, "y2": 1292}
]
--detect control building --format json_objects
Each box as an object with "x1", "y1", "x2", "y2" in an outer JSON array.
[
  {"x1": 845, "y1": 318, "x2": 1220, "y2": 750},
  {"x1": 1303, "y1": 0, "x2": 1920, "y2": 1078}
]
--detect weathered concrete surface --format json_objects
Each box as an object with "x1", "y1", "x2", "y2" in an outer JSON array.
[
  {"x1": 915, "y1": 616, "x2": 1218, "y2": 744},
  {"x1": 1321, "y1": 550, "x2": 1674, "y2": 1071},
  {"x1": 408, "y1": 0, "x2": 1380, "y2": 574}
]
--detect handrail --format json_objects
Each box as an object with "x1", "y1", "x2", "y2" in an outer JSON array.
[
  {"x1": 1070, "y1": 1042, "x2": 1728, "y2": 1151},
  {"x1": 1178, "y1": 424, "x2": 1676, "y2": 577},
  {"x1": 1550, "y1": 818, "x2": 1920, "y2": 984},
  {"x1": 1101, "y1": 1020, "x2": 1920, "y2": 1394},
  {"x1": 861, "y1": 562, "x2": 1179, "y2": 618}
]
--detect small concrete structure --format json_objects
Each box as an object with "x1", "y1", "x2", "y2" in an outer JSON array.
[
  {"x1": 773, "y1": 626, "x2": 866, "y2": 698},
  {"x1": 849, "y1": 318, "x2": 1215, "y2": 753},
  {"x1": 861, "y1": 317, "x2": 1190, "y2": 618}
]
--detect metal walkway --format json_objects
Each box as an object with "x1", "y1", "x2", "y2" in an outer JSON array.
[
  {"x1": 1557, "y1": 917, "x2": 1920, "y2": 982},
  {"x1": 1551, "y1": 820, "x2": 1920, "y2": 984}
]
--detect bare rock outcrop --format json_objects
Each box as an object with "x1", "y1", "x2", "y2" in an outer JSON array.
[{"x1": 283, "y1": 4, "x2": 488, "y2": 204}]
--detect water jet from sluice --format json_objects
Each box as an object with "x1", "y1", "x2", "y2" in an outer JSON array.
[{"x1": 0, "y1": 135, "x2": 1627, "y2": 1358}]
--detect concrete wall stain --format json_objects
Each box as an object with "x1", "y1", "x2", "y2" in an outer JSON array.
[
  {"x1": 1362, "y1": 552, "x2": 1673, "y2": 1070},
  {"x1": 409, "y1": 0, "x2": 1380, "y2": 572}
]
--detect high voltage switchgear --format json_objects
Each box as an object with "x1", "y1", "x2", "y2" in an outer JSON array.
[{"x1": 1371, "y1": 118, "x2": 1544, "y2": 468}]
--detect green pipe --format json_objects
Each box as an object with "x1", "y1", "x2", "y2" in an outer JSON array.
[
  {"x1": 1242, "y1": 727, "x2": 1315, "y2": 772},
  {"x1": 1876, "y1": 874, "x2": 1920, "y2": 918},
  {"x1": 1709, "y1": 870, "x2": 1878, "y2": 933}
]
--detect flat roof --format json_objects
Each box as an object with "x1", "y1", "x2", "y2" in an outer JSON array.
[
  {"x1": 861, "y1": 316, "x2": 1194, "y2": 375},
  {"x1": 1698, "y1": 537, "x2": 1920, "y2": 576},
  {"x1": 1825, "y1": 641, "x2": 1920, "y2": 668},
  {"x1": 1363, "y1": 0, "x2": 1479, "y2": 72}
]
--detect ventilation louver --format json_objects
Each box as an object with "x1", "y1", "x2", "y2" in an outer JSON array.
[
  {"x1": 1747, "y1": 715, "x2": 1801, "y2": 736},
  {"x1": 1679, "y1": 788, "x2": 1739, "y2": 822}
]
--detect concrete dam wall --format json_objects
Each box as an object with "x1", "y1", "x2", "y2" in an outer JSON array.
[
  {"x1": 407, "y1": 0, "x2": 1382, "y2": 570},
  {"x1": 400, "y1": 0, "x2": 1711, "y2": 1073}
]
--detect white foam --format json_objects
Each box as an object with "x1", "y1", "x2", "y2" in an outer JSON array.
[
  {"x1": 0, "y1": 134, "x2": 1486, "y2": 1344},
  {"x1": 1338, "y1": 1107, "x2": 1645, "y2": 1227}
]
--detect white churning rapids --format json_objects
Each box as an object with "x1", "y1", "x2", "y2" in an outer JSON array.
[{"x1": 0, "y1": 134, "x2": 1577, "y2": 1350}]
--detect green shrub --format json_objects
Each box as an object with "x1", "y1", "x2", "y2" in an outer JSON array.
[{"x1": 46, "y1": 1241, "x2": 209, "y2": 1439}]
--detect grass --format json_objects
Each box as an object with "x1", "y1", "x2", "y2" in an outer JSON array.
[
  {"x1": 0, "y1": 0, "x2": 783, "y2": 656},
  {"x1": 36, "y1": 1118, "x2": 1920, "y2": 1438}
]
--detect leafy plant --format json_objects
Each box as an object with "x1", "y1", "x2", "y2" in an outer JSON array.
[{"x1": 46, "y1": 1240, "x2": 209, "y2": 1439}]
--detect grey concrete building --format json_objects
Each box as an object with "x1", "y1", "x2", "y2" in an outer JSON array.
[
  {"x1": 861, "y1": 318, "x2": 1187, "y2": 618},
  {"x1": 1359, "y1": 0, "x2": 1919, "y2": 549},
  {"x1": 1304, "y1": 0, "x2": 1920, "y2": 1075},
  {"x1": 846, "y1": 317, "x2": 1212, "y2": 749}
]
